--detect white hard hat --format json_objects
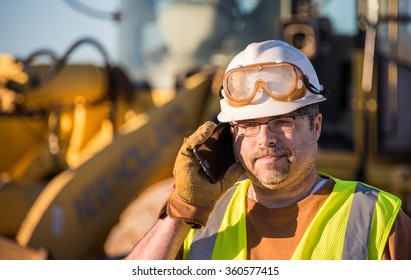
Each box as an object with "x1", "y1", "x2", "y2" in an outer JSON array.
[{"x1": 217, "y1": 40, "x2": 327, "y2": 122}]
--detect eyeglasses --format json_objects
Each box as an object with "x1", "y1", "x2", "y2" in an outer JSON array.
[
  {"x1": 231, "y1": 113, "x2": 312, "y2": 137},
  {"x1": 222, "y1": 62, "x2": 323, "y2": 107}
]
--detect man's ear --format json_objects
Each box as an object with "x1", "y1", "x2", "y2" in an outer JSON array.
[{"x1": 315, "y1": 113, "x2": 322, "y2": 140}]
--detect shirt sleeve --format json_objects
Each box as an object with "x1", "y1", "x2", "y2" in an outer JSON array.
[{"x1": 383, "y1": 209, "x2": 411, "y2": 259}]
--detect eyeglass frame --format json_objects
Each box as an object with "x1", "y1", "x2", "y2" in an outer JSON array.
[{"x1": 230, "y1": 113, "x2": 313, "y2": 137}]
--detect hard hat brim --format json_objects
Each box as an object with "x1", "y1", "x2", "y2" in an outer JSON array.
[{"x1": 217, "y1": 94, "x2": 326, "y2": 122}]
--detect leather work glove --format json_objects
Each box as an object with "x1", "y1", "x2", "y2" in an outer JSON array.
[{"x1": 165, "y1": 121, "x2": 244, "y2": 228}]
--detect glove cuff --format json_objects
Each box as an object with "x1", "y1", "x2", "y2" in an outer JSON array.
[{"x1": 160, "y1": 191, "x2": 215, "y2": 228}]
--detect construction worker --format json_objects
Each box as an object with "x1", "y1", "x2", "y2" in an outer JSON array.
[{"x1": 124, "y1": 40, "x2": 411, "y2": 260}]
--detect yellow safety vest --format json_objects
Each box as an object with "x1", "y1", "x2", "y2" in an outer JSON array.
[{"x1": 183, "y1": 174, "x2": 402, "y2": 260}]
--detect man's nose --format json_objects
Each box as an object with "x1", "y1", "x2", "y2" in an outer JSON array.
[{"x1": 256, "y1": 124, "x2": 278, "y2": 146}]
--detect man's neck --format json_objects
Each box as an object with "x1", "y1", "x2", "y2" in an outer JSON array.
[{"x1": 247, "y1": 173, "x2": 323, "y2": 208}]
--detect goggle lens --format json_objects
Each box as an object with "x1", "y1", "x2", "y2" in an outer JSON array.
[{"x1": 223, "y1": 63, "x2": 307, "y2": 107}]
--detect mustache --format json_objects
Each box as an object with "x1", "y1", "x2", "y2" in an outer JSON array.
[{"x1": 251, "y1": 146, "x2": 292, "y2": 163}]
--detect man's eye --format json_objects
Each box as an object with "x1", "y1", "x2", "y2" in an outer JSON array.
[
  {"x1": 271, "y1": 118, "x2": 293, "y2": 125},
  {"x1": 239, "y1": 123, "x2": 258, "y2": 128}
]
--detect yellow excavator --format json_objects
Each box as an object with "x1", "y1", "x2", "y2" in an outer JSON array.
[
  {"x1": 1, "y1": 0, "x2": 411, "y2": 259},
  {"x1": 0, "y1": 39, "x2": 221, "y2": 259}
]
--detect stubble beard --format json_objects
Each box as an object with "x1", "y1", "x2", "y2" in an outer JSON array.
[
  {"x1": 246, "y1": 146, "x2": 292, "y2": 188},
  {"x1": 250, "y1": 160, "x2": 291, "y2": 187}
]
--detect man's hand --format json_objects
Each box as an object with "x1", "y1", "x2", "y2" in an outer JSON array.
[{"x1": 167, "y1": 121, "x2": 244, "y2": 226}]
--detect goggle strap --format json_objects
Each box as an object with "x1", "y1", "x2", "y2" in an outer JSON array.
[
  {"x1": 303, "y1": 75, "x2": 328, "y2": 98},
  {"x1": 219, "y1": 85, "x2": 224, "y2": 99}
]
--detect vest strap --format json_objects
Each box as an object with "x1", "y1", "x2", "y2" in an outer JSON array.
[{"x1": 188, "y1": 186, "x2": 238, "y2": 259}]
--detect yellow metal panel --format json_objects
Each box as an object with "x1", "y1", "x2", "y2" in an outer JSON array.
[{"x1": 15, "y1": 71, "x2": 214, "y2": 259}]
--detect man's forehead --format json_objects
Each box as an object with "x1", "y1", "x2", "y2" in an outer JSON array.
[{"x1": 232, "y1": 113, "x2": 297, "y2": 123}]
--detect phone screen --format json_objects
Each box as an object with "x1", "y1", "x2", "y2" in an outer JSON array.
[{"x1": 193, "y1": 122, "x2": 237, "y2": 183}]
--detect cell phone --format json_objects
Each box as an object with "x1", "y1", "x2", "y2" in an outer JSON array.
[{"x1": 193, "y1": 122, "x2": 237, "y2": 183}]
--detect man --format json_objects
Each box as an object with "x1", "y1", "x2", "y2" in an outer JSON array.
[{"x1": 124, "y1": 40, "x2": 411, "y2": 260}]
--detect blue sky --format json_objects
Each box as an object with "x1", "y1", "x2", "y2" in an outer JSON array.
[{"x1": 0, "y1": 0, "x2": 121, "y2": 64}]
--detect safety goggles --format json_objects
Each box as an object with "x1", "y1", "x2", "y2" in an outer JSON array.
[{"x1": 222, "y1": 62, "x2": 323, "y2": 107}]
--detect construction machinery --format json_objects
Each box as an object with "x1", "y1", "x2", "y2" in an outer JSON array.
[{"x1": 1, "y1": 0, "x2": 410, "y2": 259}]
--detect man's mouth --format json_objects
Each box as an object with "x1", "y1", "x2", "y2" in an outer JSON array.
[{"x1": 252, "y1": 148, "x2": 290, "y2": 165}]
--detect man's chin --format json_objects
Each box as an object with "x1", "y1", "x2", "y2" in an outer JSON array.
[{"x1": 252, "y1": 171, "x2": 288, "y2": 188}]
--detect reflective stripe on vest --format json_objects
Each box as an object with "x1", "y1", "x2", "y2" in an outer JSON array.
[
  {"x1": 185, "y1": 176, "x2": 401, "y2": 260},
  {"x1": 343, "y1": 183, "x2": 378, "y2": 259}
]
